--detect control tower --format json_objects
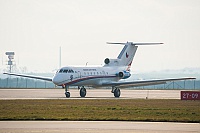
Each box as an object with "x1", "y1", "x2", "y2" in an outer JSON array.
[{"x1": 5, "y1": 52, "x2": 15, "y2": 73}]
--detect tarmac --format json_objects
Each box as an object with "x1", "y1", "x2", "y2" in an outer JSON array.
[
  {"x1": 0, "y1": 121, "x2": 199, "y2": 133},
  {"x1": 0, "y1": 88, "x2": 181, "y2": 99}
]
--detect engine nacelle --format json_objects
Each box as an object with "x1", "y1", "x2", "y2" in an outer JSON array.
[
  {"x1": 104, "y1": 58, "x2": 120, "y2": 66},
  {"x1": 104, "y1": 58, "x2": 110, "y2": 64},
  {"x1": 116, "y1": 71, "x2": 131, "y2": 79}
]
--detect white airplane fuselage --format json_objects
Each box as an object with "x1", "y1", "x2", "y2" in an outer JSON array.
[
  {"x1": 52, "y1": 41, "x2": 137, "y2": 89},
  {"x1": 52, "y1": 66, "x2": 131, "y2": 87}
]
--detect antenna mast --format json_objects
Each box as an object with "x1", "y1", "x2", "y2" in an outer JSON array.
[
  {"x1": 5, "y1": 52, "x2": 15, "y2": 73},
  {"x1": 59, "y1": 46, "x2": 61, "y2": 68}
]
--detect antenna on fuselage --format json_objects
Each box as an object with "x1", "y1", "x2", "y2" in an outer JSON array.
[{"x1": 59, "y1": 46, "x2": 61, "y2": 68}]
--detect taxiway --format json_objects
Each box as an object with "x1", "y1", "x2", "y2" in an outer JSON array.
[
  {"x1": 0, "y1": 88, "x2": 181, "y2": 99},
  {"x1": 0, "y1": 121, "x2": 199, "y2": 133}
]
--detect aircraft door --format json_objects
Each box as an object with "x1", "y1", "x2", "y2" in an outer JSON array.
[{"x1": 77, "y1": 71, "x2": 81, "y2": 79}]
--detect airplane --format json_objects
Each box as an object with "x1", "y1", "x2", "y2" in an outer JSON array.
[{"x1": 3, "y1": 42, "x2": 195, "y2": 98}]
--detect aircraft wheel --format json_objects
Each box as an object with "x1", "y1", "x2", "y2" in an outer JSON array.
[
  {"x1": 80, "y1": 87, "x2": 86, "y2": 97},
  {"x1": 114, "y1": 88, "x2": 120, "y2": 98},
  {"x1": 65, "y1": 92, "x2": 70, "y2": 98}
]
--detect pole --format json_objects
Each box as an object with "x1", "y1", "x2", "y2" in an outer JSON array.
[
  {"x1": 26, "y1": 78, "x2": 27, "y2": 88},
  {"x1": 6, "y1": 78, "x2": 8, "y2": 88},
  {"x1": 35, "y1": 79, "x2": 37, "y2": 88},
  {"x1": 184, "y1": 80, "x2": 185, "y2": 89},
  {"x1": 9, "y1": 65, "x2": 11, "y2": 73},
  {"x1": 59, "y1": 46, "x2": 61, "y2": 68},
  {"x1": 16, "y1": 78, "x2": 18, "y2": 88}
]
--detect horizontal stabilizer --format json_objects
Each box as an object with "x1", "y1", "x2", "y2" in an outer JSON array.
[
  {"x1": 133, "y1": 43, "x2": 163, "y2": 45},
  {"x1": 107, "y1": 42, "x2": 164, "y2": 45},
  {"x1": 107, "y1": 42, "x2": 126, "y2": 45}
]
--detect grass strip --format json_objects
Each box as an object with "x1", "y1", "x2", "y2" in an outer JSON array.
[{"x1": 0, "y1": 99, "x2": 199, "y2": 122}]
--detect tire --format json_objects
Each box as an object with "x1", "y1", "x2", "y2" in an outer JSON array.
[
  {"x1": 65, "y1": 92, "x2": 70, "y2": 98},
  {"x1": 80, "y1": 87, "x2": 86, "y2": 97},
  {"x1": 114, "y1": 88, "x2": 120, "y2": 98}
]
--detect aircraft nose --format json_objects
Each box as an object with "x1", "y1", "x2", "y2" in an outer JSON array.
[{"x1": 52, "y1": 75, "x2": 60, "y2": 85}]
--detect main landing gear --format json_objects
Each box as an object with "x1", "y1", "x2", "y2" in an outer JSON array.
[
  {"x1": 64, "y1": 85, "x2": 119, "y2": 98},
  {"x1": 79, "y1": 86, "x2": 87, "y2": 97},
  {"x1": 111, "y1": 87, "x2": 121, "y2": 98}
]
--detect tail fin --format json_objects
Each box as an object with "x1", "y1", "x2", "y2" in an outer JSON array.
[
  {"x1": 105, "y1": 42, "x2": 163, "y2": 70},
  {"x1": 117, "y1": 42, "x2": 138, "y2": 67}
]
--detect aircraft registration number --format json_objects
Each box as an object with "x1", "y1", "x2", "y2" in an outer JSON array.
[{"x1": 181, "y1": 91, "x2": 200, "y2": 100}]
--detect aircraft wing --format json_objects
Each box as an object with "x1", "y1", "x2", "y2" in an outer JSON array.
[
  {"x1": 102, "y1": 77, "x2": 196, "y2": 88},
  {"x1": 3, "y1": 73, "x2": 52, "y2": 82}
]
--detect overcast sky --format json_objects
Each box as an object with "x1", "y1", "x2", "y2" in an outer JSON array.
[{"x1": 0, "y1": 0, "x2": 200, "y2": 73}]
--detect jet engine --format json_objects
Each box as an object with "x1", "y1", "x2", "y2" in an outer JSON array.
[
  {"x1": 116, "y1": 71, "x2": 131, "y2": 79},
  {"x1": 104, "y1": 58, "x2": 110, "y2": 64},
  {"x1": 104, "y1": 58, "x2": 120, "y2": 66}
]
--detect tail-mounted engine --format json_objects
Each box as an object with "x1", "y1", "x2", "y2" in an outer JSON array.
[
  {"x1": 104, "y1": 58, "x2": 110, "y2": 64},
  {"x1": 104, "y1": 58, "x2": 120, "y2": 66},
  {"x1": 116, "y1": 71, "x2": 131, "y2": 79}
]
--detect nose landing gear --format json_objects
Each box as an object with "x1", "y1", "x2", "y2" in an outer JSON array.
[{"x1": 64, "y1": 85, "x2": 70, "y2": 98}]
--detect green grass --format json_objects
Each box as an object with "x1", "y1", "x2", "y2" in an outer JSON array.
[{"x1": 0, "y1": 99, "x2": 199, "y2": 122}]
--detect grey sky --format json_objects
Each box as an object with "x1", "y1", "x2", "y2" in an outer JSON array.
[{"x1": 0, "y1": 0, "x2": 200, "y2": 73}]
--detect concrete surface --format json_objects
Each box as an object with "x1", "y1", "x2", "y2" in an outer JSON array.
[
  {"x1": 0, "y1": 89, "x2": 199, "y2": 133},
  {"x1": 0, "y1": 121, "x2": 199, "y2": 133},
  {"x1": 0, "y1": 89, "x2": 181, "y2": 99}
]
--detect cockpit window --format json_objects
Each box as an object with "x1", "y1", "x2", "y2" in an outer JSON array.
[
  {"x1": 63, "y1": 69, "x2": 68, "y2": 73},
  {"x1": 59, "y1": 69, "x2": 64, "y2": 73},
  {"x1": 68, "y1": 69, "x2": 74, "y2": 73},
  {"x1": 59, "y1": 69, "x2": 74, "y2": 73}
]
